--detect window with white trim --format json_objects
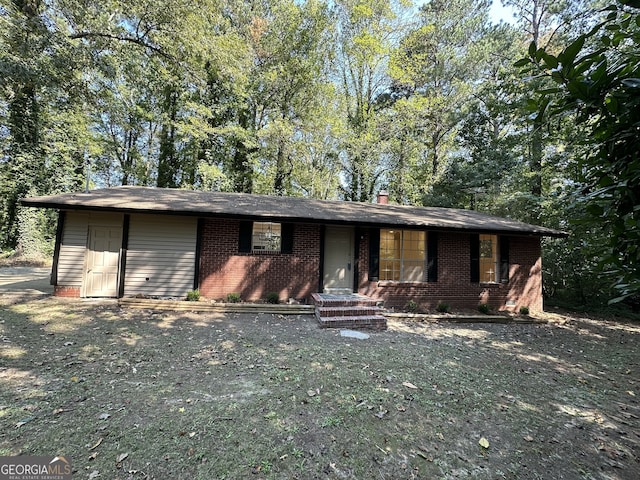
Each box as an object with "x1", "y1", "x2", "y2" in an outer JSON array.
[
  {"x1": 252, "y1": 222, "x2": 281, "y2": 252},
  {"x1": 379, "y1": 229, "x2": 425, "y2": 281}
]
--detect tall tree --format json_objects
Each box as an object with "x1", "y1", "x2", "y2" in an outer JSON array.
[
  {"x1": 503, "y1": 0, "x2": 594, "y2": 219},
  {"x1": 0, "y1": 0, "x2": 87, "y2": 251},
  {"x1": 386, "y1": 0, "x2": 493, "y2": 205},
  {"x1": 333, "y1": 0, "x2": 403, "y2": 202},
  {"x1": 522, "y1": 0, "x2": 640, "y2": 304}
]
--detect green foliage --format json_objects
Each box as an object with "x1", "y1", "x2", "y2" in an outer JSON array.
[
  {"x1": 1, "y1": 0, "x2": 630, "y2": 314},
  {"x1": 436, "y1": 302, "x2": 450, "y2": 313},
  {"x1": 405, "y1": 299, "x2": 419, "y2": 313},
  {"x1": 226, "y1": 293, "x2": 241, "y2": 303},
  {"x1": 478, "y1": 303, "x2": 491, "y2": 314},
  {"x1": 266, "y1": 292, "x2": 280, "y2": 304},
  {"x1": 521, "y1": 1, "x2": 640, "y2": 303},
  {"x1": 519, "y1": 306, "x2": 530, "y2": 316},
  {"x1": 186, "y1": 289, "x2": 200, "y2": 302}
]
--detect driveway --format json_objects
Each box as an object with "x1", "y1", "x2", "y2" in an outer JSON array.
[{"x1": 0, "y1": 266, "x2": 53, "y2": 295}]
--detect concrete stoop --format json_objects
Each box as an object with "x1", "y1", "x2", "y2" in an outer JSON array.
[{"x1": 311, "y1": 293, "x2": 387, "y2": 330}]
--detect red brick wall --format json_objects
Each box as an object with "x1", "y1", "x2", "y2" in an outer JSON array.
[
  {"x1": 54, "y1": 286, "x2": 81, "y2": 297},
  {"x1": 198, "y1": 219, "x2": 321, "y2": 302},
  {"x1": 357, "y1": 231, "x2": 543, "y2": 313},
  {"x1": 199, "y1": 220, "x2": 542, "y2": 310}
]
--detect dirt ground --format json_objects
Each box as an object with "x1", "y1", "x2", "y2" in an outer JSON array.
[{"x1": 0, "y1": 290, "x2": 639, "y2": 479}]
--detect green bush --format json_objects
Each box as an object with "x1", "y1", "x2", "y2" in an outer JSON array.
[
  {"x1": 477, "y1": 303, "x2": 491, "y2": 314},
  {"x1": 436, "y1": 302, "x2": 450, "y2": 313},
  {"x1": 227, "y1": 293, "x2": 241, "y2": 303},
  {"x1": 519, "y1": 306, "x2": 530, "y2": 316},
  {"x1": 266, "y1": 292, "x2": 280, "y2": 304},
  {"x1": 186, "y1": 289, "x2": 200, "y2": 301},
  {"x1": 405, "y1": 299, "x2": 419, "y2": 313}
]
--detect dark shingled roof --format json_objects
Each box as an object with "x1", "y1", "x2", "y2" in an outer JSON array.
[{"x1": 21, "y1": 186, "x2": 567, "y2": 237}]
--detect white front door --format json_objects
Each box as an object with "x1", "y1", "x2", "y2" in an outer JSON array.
[
  {"x1": 84, "y1": 226, "x2": 121, "y2": 297},
  {"x1": 323, "y1": 227, "x2": 354, "y2": 293}
]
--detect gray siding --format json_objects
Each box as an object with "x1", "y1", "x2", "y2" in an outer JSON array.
[{"x1": 124, "y1": 214, "x2": 197, "y2": 297}]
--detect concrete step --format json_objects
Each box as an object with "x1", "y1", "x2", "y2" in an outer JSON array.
[{"x1": 311, "y1": 292, "x2": 380, "y2": 308}]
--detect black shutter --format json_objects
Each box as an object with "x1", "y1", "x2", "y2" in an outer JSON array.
[
  {"x1": 238, "y1": 221, "x2": 252, "y2": 253},
  {"x1": 500, "y1": 236, "x2": 510, "y2": 283},
  {"x1": 368, "y1": 228, "x2": 380, "y2": 280},
  {"x1": 281, "y1": 223, "x2": 294, "y2": 253},
  {"x1": 194, "y1": 218, "x2": 204, "y2": 290},
  {"x1": 50, "y1": 211, "x2": 65, "y2": 286},
  {"x1": 427, "y1": 232, "x2": 438, "y2": 282},
  {"x1": 118, "y1": 214, "x2": 130, "y2": 298},
  {"x1": 470, "y1": 234, "x2": 480, "y2": 283}
]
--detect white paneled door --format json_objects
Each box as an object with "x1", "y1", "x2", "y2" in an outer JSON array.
[{"x1": 85, "y1": 226, "x2": 121, "y2": 297}]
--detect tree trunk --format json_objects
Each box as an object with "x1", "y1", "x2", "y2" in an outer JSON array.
[{"x1": 157, "y1": 85, "x2": 179, "y2": 188}]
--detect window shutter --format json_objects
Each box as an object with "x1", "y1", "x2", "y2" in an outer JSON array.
[
  {"x1": 427, "y1": 232, "x2": 438, "y2": 282},
  {"x1": 238, "y1": 221, "x2": 252, "y2": 253},
  {"x1": 281, "y1": 223, "x2": 294, "y2": 253},
  {"x1": 500, "y1": 236, "x2": 510, "y2": 283},
  {"x1": 470, "y1": 234, "x2": 480, "y2": 283},
  {"x1": 368, "y1": 228, "x2": 380, "y2": 280}
]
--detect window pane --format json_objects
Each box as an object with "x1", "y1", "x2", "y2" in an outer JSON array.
[
  {"x1": 402, "y1": 230, "x2": 425, "y2": 281},
  {"x1": 403, "y1": 261, "x2": 424, "y2": 282},
  {"x1": 379, "y1": 229, "x2": 426, "y2": 282},
  {"x1": 479, "y1": 234, "x2": 497, "y2": 282},
  {"x1": 380, "y1": 259, "x2": 401, "y2": 281},
  {"x1": 252, "y1": 222, "x2": 281, "y2": 252}
]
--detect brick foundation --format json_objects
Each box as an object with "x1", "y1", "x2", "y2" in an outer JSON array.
[{"x1": 54, "y1": 285, "x2": 81, "y2": 297}]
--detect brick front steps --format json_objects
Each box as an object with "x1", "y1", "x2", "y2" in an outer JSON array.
[{"x1": 311, "y1": 293, "x2": 387, "y2": 330}]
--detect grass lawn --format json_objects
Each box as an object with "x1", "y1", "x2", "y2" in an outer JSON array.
[{"x1": 1, "y1": 295, "x2": 639, "y2": 479}]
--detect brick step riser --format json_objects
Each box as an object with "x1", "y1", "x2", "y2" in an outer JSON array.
[
  {"x1": 316, "y1": 307, "x2": 382, "y2": 317},
  {"x1": 317, "y1": 316, "x2": 387, "y2": 330}
]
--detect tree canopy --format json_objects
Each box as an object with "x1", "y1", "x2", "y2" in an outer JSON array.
[{"x1": 1, "y1": 0, "x2": 638, "y2": 310}]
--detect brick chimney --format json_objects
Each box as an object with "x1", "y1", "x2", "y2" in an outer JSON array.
[{"x1": 377, "y1": 190, "x2": 389, "y2": 205}]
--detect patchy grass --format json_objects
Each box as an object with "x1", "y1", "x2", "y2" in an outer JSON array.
[{"x1": 0, "y1": 296, "x2": 639, "y2": 480}]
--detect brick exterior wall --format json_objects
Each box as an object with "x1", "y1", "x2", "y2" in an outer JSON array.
[
  {"x1": 357, "y1": 230, "x2": 543, "y2": 313},
  {"x1": 54, "y1": 286, "x2": 81, "y2": 297},
  {"x1": 198, "y1": 219, "x2": 321, "y2": 302}
]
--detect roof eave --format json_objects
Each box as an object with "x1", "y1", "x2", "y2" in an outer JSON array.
[{"x1": 20, "y1": 198, "x2": 569, "y2": 237}]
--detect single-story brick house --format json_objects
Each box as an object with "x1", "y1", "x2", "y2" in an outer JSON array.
[{"x1": 21, "y1": 186, "x2": 565, "y2": 312}]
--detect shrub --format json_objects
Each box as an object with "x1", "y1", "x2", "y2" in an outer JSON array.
[
  {"x1": 477, "y1": 303, "x2": 491, "y2": 314},
  {"x1": 227, "y1": 293, "x2": 241, "y2": 303},
  {"x1": 405, "y1": 300, "x2": 419, "y2": 313},
  {"x1": 186, "y1": 289, "x2": 200, "y2": 301},
  {"x1": 266, "y1": 292, "x2": 280, "y2": 304},
  {"x1": 436, "y1": 302, "x2": 450, "y2": 313},
  {"x1": 519, "y1": 306, "x2": 530, "y2": 316}
]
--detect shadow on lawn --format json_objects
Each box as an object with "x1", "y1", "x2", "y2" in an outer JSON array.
[{"x1": 1, "y1": 297, "x2": 639, "y2": 480}]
